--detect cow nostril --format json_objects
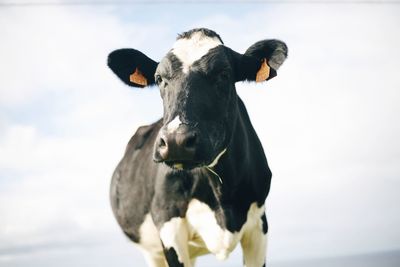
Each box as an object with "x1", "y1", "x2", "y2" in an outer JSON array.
[
  {"x1": 159, "y1": 136, "x2": 167, "y2": 148},
  {"x1": 184, "y1": 134, "x2": 197, "y2": 149},
  {"x1": 157, "y1": 135, "x2": 169, "y2": 161}
]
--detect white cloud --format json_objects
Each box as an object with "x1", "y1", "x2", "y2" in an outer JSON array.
[{"x1": 0, "y1": 6, "x2": 169, "y2": 107}]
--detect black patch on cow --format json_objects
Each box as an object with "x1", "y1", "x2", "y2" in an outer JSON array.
[
  {"x1": 192, "y1": 46, "x2": 233, "y2": 78},
  {"x1": 177, "y1": 28, "x2": 223, "y2": 44},
  {"x1": 164, "y1": 247, "x2": 184, "y2": 267},
  {"x1": 261, "y1": 212, "x2": 268, "y2": 234},
  {"x1": 151, "y1": 171, "x2": 193, "y2": 226}
]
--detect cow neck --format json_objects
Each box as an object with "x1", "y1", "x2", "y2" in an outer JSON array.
[{"x1": 210, "y1": 96, "x2": 253, "y2": 187}]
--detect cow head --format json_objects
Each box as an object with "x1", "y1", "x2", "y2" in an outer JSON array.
[{"x1": 108, "y1": 28, "x2": 287, "y2": 170}]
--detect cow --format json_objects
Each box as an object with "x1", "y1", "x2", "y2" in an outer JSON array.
[{"x1": 107, "y1": 28, "x2": 287, "y2": 267}]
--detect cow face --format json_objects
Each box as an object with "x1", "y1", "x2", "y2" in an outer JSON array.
[{"x1": 108, "y1": 28, "x2": 287, "y2": 170}]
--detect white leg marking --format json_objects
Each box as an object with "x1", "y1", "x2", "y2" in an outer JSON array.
[
  {"x1": 172, "y1": 31, "x2": 222, "y2": 73},
  {"x1": 141, "y1": 250, "x2": 168, "y2": 267},
  {"x1": 167, "y1": 116, "x2": 182, "y2": 132},
  {"x1": 187, "y1": 201, "x2": 265, "y2": 262},
  {"x1": 138, "y1": 214, "x2": 163, "y2": 252},
  {"x1": 159, "y1": 217, "x2": 192, "y2": 266},
  {"x1": 136, "y1": 214, "x2": 166, "y2": 266},
  {"x1": 240, "y1": 205, "x2": 267, "y2": 267},
  {"x1": 241, "y1": 233, "x2": 267, "y2": 267},
  {"x1": 186, "y1": 199, "x2": 240, "y2": 261}
]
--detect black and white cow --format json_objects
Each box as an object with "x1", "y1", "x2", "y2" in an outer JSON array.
[{"x1": 108, "y1": 28, "x2": 287, "y2": 267}]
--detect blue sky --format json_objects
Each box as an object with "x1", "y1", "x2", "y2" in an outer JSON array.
[{"x1": 1, "y1": 1, "x2": 400, "y2": 266}]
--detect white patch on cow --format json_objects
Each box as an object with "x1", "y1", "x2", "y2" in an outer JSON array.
[
  {"x1": 135, "y1": 204, "x2": 266, "y2": 265},
  {"x1": 135, "y1": 214, "x2": 168, "y2": 267},
  {"x1": 207, "y1": 148, "x2": 227, "y2": 168},
  {"x1": 137, "y1": 214, "x2": 163, "y2": 252},
  {"x1": 159, "y1": 217, "x2": 183, "y2": 249},
  {"x1": 242, "y1": 233, "x2": 267, "y2": 267},
  {"x1": 167, "y1": 116, "x2": 182, "y2": 132},
  {"x1": 241, "y1": 213, "x2": 268, "y2": 267},
  {"x1": 186, "y1": 199, "x2": 265, "y2": 262},
  {"x1": 172, "y1": 31, "x2": 222, "y2": 73},
  {"x1": 141, "y1": 250, "x2": 168, "y2": 267},
  {"x1": 159, "y1": 217, "x2": 191, "y2": 266},
  {"x1": 186, "y1": 199, "x2": 236, "y2": 260}
]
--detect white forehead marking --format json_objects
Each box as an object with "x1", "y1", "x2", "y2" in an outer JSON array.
[
  {"x1": 172, "y1": 31, "x2": 222, "y2": 73},
  {"x1": 167, "y1": 116, "x2": 182, "y2": 132}
]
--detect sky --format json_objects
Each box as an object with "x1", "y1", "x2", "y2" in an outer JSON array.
[{"x1": 1, "y1": 1, "x2": 400, "y2": 266}]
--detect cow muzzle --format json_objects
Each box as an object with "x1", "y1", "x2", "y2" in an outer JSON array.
[{"x1": 153, "y1": 124, "x2": 200, "y2": 169}]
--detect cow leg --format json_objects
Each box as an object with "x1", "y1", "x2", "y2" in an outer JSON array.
[
  {"x1": 159, "y1": 217, "x2": 192, "y2": 267},
  {"x1": 240, "y1": 213, "x2": 268, "y2": 267},
  {"x1": 142, "y1": 250, "x2": 168, "y2": 267}
]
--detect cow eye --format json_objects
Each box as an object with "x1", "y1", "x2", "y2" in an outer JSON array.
[{"x1": 155, "y1": 75, "x2": 163, "y2": 85}]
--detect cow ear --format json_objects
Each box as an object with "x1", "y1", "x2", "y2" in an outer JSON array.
[
  {"x1": 236, "y1": 39, "x2": 288, "y2": 83},
  {"x1": 107, "y1": 48, "x2": 158, "y2": 88}
]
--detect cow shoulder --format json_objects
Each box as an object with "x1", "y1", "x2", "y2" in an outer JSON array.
[
  {"x1": 110, "y1": 118, "x2": 163, "y2": 243},
  {"x1": 126, "y1": 118, "x2": 163, "y2": 152}
]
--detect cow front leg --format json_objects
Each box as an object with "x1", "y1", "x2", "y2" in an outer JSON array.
[
  {"x1": 240, "y1": 213, "x2": 268, "y2": 267},
  {"x1": 141, "y1": 250, "x2": 168, "y2": 267},
  {"x1": 159, "y1": 217, "x2": 192, "y2": 267}
]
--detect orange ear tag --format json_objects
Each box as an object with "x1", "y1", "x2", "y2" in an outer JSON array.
[
  {"x1": 256, "y1": 59, "x2": 270, "y2": 82},
  {"x1": 130, "y1": 68, "x2": 148, "y2": 86}
]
